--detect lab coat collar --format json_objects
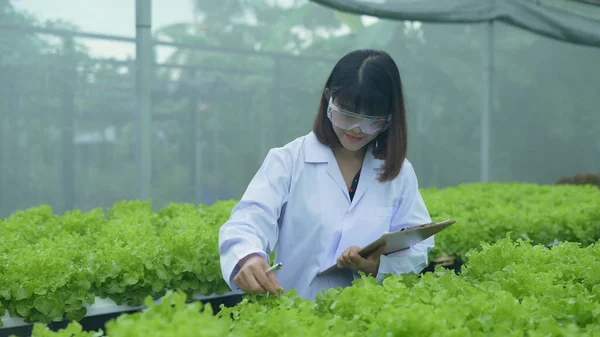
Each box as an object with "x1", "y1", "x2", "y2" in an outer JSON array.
[
  {"x1": 303, "y1": 132, "x2": 384, "y2": 169},
  {"x1": 304, "y1": 132, "x2": 331, "y2": 163},
  {"x1": 304, "y1": 132, "x2": 384, "y2": 207}
]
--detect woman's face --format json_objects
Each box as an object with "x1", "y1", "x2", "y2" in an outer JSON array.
[
  {"x1": 328, "y1": 97, "x2": 387, "y2": 152},
  {"x1": 332, "y1": 124, "x2": 379, "y2": 152}
]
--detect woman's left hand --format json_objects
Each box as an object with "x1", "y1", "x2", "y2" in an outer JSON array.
[{"x1": 336, "y1": 244, "x2": 387, "y2": 276}]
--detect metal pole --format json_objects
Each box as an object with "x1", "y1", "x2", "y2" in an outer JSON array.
[
  {"x1": 188, "y1": 72, "x2": 198, "y2": 203},
  {"x1": 481, "y1": 21, "x2": 494, "y2": 183},
  {"x1": 272, "y1": 58, "x2": 282, "y2": 145},
  {"x1": 135, "y1": 0, "x2": 153, "y2": 200},
  {"x1": 62, "y1": 35, "x2": 76, "y2": 211}
]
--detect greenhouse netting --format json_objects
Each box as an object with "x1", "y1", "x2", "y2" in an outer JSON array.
[{"x1": 0, "y1": 0, "x2": 598, "y2": 217}]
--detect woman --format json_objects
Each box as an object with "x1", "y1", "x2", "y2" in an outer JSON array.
[{"x1": 218, "y1": 49, "x2": 434, "y2": 301}]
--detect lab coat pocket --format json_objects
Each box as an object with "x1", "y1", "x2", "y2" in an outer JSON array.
[
  {"x1": 375, "y1": 207, "x2": 393, "y2": 218},
  {"x1": 374, "y1": 206, "x2": 394, "y2": 231}
]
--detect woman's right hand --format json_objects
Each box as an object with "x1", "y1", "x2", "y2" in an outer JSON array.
[{"x1": 233, "y1": 254, "x2": 283, "y2": 296}]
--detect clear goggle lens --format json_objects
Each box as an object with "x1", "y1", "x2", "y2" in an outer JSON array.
[{"x1": 327, "y1": 97, "x2": 390, "y2": 135}]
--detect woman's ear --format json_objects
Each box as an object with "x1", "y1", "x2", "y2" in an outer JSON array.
[{"x1": 323, "y1": 87, "x2": 331, "y2": 100}]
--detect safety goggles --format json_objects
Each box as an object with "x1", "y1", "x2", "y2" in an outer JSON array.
[{"x1": 327, "y1": 97, "x2": 391, "y2": 135}]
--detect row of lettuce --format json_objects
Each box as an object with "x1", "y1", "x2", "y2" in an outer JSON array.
[
  {"x1": 1, "y1": 183, "x2": 599, "y2": 326},
  {"x1": 29, "y1": 238, "x2": 600, "y2": 336}
]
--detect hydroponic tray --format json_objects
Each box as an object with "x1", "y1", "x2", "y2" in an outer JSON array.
[{"x1": 0, "y1": 291, "x2": 238, "y2": 329}]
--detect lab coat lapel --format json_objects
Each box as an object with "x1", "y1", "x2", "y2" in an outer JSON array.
[
  {"x1": 349, "y1": 146, "x2": 381, "y2": 211},
  {"x1": 326, "y1": 159, "x2": 350, "y2": 203},
  {"x1": 304, "y1": 132, "x2": 351, "y2": 202}
]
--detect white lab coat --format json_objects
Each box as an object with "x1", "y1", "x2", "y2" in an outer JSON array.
[{"x1": 218, "y1": 131, "x2": 434, "y2": 301}]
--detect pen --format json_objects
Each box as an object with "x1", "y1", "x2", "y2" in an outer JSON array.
[{"x1": 265, "y1": 262, "x2": 283, "y2": 275}]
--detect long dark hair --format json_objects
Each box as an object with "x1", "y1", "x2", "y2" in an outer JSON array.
[{"x1": 312, "y1": 49, "x2": 408, "y2": 182}]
